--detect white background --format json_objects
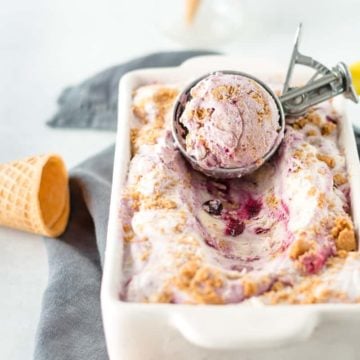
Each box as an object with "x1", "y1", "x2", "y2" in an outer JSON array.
[{"x1": 1, "y1": 0, "x2": 360, "y2": 359}]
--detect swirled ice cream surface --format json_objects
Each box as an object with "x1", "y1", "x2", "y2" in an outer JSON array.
[
  {"x1": 179, "y1": 73, "x2": 280, "y2": 169},
  {"x1": 119, "y1": 81, "x2": 358, "y2": 305}
]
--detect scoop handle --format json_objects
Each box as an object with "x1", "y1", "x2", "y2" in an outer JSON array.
[{"x1": 350, "y1": 62, "x2": 360, "y2": 95}]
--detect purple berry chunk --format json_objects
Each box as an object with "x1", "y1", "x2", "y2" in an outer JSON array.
[
  {"x1": 202, "y1": 199, "x2": 223, "y2": 216},
  {"x1": 255, "y1": 227, "x2": 270, "y2": 234},
  {"x1": 225, "y1": 219, "x2": 245, "y2": 237},
  {"x1": 245, "y1": 198, "x2": 262, "y2": 218},
  {"x1": 326, "y1": 115, "x2": 337, "y2": 124},
  {"x1": 205, "y1": 237, "x2": 218, "y2": 249}
]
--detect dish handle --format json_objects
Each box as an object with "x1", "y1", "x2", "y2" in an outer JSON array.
[{"x1": 170, "y1": 307, "x2": 319, "y2": 350}]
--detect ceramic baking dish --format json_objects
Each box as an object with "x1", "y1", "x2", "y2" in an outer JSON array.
[{"x1": 101, "y1": 56, "x2": 360, "y2": 360}]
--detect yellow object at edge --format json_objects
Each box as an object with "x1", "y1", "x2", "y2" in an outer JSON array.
[{"x1": 350, "y1": 62, "x2": 360, "y2": 95}]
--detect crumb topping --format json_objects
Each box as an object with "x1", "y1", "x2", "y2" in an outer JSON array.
[
  {"x1": 211, "y1": 85, "x2": 238, "y2": 101},
  {"x1": 192, "y1": 107, "x2": 214, "y2": 123},
  {"x1": 131, "y1": 87, "x2": 178, "y2": 154},
  {"x1": 126, "y1": 190, "x2": 178, "y2": 211},
  {"x1": 305, "y1": 129, "x2": 318, "y2": 137},
  {"x1": 289, "y1": 238, "x2": 315, "y2": 260},
  {"x1": 307, "y1": 187, "x2": 316, "y2": 196},
  {"x1": 173, "y1": 261, "x2": 224, "y2": 304},
  {"x1": 123, "y1": 224, "x2": 135, "y2": 242},
  {"x1": 317, "y1": 193, "x2": 326, "y2": 208},
  {"x1": 243, "y1": 280, "x2": 258, "y2": 297},
  {"x1": 316, "y1": 153, "x2": 336, "y2": 168},
  {"x1": 331, "y1": 217, "x2": 356, "y2": 252},
  {"x1": 333, "y1": 173, "x2": 347, "y2": 187},
  {"x1": 291, "y1": 109, "x2": 321, "y2": 130},
  {"x1": 265, "y1": 193, "x2": 279, "y2": 207},
  {"x1": 321, "y1": 122, "x2": 337, "y2": 135},
  {"x1": 122, "y1": 83, "x2": 356, "y2": 305}
]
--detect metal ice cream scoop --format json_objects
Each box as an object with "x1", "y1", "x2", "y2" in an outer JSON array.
[{"x1": 172, "y1": 24, "x2": 359, "y2": 179}]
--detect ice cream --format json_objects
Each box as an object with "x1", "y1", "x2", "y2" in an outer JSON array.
[
  {"x1": 179, "y1": 73, "x2": 281, "y2": 169},
  {"x1": 119, "y1": 82, "x2": 357, "y2": 305}
]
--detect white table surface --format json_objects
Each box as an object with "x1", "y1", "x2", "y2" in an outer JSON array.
[{"x1": 1, "y1": 1, "x2": 360, "y2": 359}]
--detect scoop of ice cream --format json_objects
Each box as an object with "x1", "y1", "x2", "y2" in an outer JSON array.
[{"x1": 179, "y1": 73, "x2": 280, "y2": 169}]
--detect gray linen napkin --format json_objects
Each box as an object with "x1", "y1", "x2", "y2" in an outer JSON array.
[
  {"x1": 34, "y1": 146, "x2": 114, "y2": 360},
  {"x1": 34, "y1": 50, "x2": 217, "y2": 360}
]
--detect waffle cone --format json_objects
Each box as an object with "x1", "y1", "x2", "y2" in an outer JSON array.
[
  {"x1": 0, "y1": 154, "x2": 70, "y2": 237},
  {"x1": 185, "y1": 0, "x2": 201, "y2": 24}
]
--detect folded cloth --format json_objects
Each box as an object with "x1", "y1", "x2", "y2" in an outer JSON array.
[
  {"x1": 34, "y1": 146, "x2": 114, "y2": 360},
  {"x1": 34, "y1": 50, "x2": 218, "y2": 360},
  {"x1": 47, "y1": 50, "x2": 219, "y2": 130}
]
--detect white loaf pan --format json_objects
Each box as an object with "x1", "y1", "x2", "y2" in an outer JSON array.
[{"x1": 101, "y1": 56, "x2": 360, "y2": 360}]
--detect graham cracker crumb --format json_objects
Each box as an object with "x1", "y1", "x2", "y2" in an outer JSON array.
[
  {"x1": 321, "y1": 122, "x2": 337, "y2": 136},
  {"x1": 243, "y1": 280, "x2": 258, "y2": 297},
  {"x1": 266, "y1": 277, "x2": 325, "y2": 305},
  {"x1": 218, "y1": 239, "x2": 230, "y2": 252},
  {"x1": 133, "y1": 87, "x2": 178, "y2": 131},
  {"x1": 123, "y1": 224, "x2": 135, "y2": 242},
  {"x1": 143, "y1": 196, "x2": 177, "y2": 210},
  {"x1": 266, "y1": 193, "x2": 279, "y2": 208},
  {"x1": 293, "y1": 149, "x2": 304, "y2": 159},
  {"x1": 153, "y1": 88, "x2": 178, "y2": 106},
  {"x1": 173, "y1": 223, "x2": 185, "y2": 233},
  {"x1": 211, "y1": 85, "x2": 238, "y2": 101},
  {"x1": 317, "y1": 153, "x2": 336, "y2": 168},
  {"x1": 137, "y1": 127, "x2": 161, "y2": 146},
  {"x1": 192, "y1": 107, "x2": 214, "y2": 123},
  {"x1": 292, "y1": 109, "x2": 321, "y2": 130},
  {"x1": 190, "y1": 267, "x2": 223, "y2": 304},
  {"x1": 336, "y1": 229, "x2": 356, "y2": 252},
  {"x1": 126, "y1": 191, "x2": 177, "y2": 211},
  {"x1": 195, "y1": 107, "x2": 206, "y2": 121},
  {"x1": 130, "y1": 128, "x2": 140, "y2": 155},
  {"x1": 132, "y1": 103, "x2": 148, "y2": 123},
  {"x1": 178, "y1": 235, "x2": 198, "y2": 246},
  {"x1": 289, "y1": 238, "x2": 314, "y2": 260},
  {"x1": 317, "y1": 193, "x2": 326, "y2": 208},
  {"x1": 153, "y1": 289, "x2": 173, "y2": 303},
  {"x1": 307, "y1": 187, "x2": 316, "y2": 196},
  {"x1": 271, "y1": 281, "x2": 285, "y2": 292},
  {"x1": 331, "y1": 217, "x2": 356, "y2": 252},
  {"x1": 174, "y1": 261, "x2": 224, "y2": 304},
  {"x1": 315, "y1": 288, "x2": 333, "y2": 302},
  {"x1": 325, "y1": 254, "x2": 344, "y2": 268},
  {"x1": 125, "y1": 191, "x2": 142, "y2": 211},
  {"x1": 333, "y1": 173, "x2": 347, "y2": 187},
  {"x1": 249, "y1": 88, "x2": 270, "y2": 119},
  {"x1": 331, "y1": 217, "x2": 353, "y2": 237},
  {"x1": 306, "y1": 129, "x2": 318, "y2": 137},
  {"x1": 140, "y1": 251, "x2": 150, "y2": 261},
  {"x1": 337, "y1": 249, "x2": 349, "y2": 259},
  {"x1": 130, "y1": 128, "x2": 139, "y2": 144}
]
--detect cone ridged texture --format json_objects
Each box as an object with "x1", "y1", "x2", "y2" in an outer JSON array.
[{"x1": 0, "y1": 154, "x2": 69, "y2": 237}]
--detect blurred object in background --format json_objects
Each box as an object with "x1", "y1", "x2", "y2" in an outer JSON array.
[
  {"x1": 155, "y1": 0, "x2": 243, "y2": 47},
  {"x1": 185, "y1": 0, "x2": 201, "y2": 25},
  {"x1": 150, "y1": 0, "x2": 360, "y2": 51}
]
